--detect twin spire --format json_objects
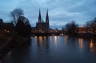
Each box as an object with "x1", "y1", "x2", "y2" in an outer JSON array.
[{"x1": 38, "y1": 9, "x2": 49, "y2": 23}]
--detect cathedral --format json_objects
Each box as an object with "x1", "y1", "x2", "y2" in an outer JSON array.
[{"x1": 36, "y1": 9, "x2": 49, "y2": 32}]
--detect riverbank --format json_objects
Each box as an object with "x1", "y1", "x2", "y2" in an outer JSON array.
[
  {"x1": 0, "y1": 32, "x2": 31, "y2": 59},
  {"x1": 64, "y1": 33, "x2": 96, "y2": 40}
]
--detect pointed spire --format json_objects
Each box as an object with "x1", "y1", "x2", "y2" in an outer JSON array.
[
  {"x1": 38, "y1": 9, "x2": 41, "y2": 23},
  {"x1": 46, "y1": 9, "x2": 49, "y2": 23}
]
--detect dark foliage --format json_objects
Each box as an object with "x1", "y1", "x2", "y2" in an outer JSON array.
[
  {"x1": 65, "y1": 21, "x2": 78, "y2": 35},
  {"x1": 86, "y1": 18, "x2": 96, "y2": 33},
  {"x1": 15, "y1": 16, "x2": 31, "y2": 37},
  {"x1": 11, "y1": 8, "x2": 24, "y2": 25}
]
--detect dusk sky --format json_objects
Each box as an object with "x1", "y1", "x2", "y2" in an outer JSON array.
[{"x1": 0, "y1": 0, "x2": 96, "y2": 28}]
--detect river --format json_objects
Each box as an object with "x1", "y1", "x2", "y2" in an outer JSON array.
[{"x1": 3, "y1": 36, "x2": 96, "y2": 63}]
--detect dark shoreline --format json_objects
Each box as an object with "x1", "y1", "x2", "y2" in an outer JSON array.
[{"x1": 0, "y1": 34, "x2": 31, "y2": 59}]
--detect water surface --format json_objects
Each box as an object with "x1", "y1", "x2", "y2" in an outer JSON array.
[{"x1": 4, "y1": 36, "x2": 96, "y2": 63}]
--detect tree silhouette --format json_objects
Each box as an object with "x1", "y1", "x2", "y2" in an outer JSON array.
[
  {"x1": 86, "y1": 18, "x2": 96, "y2": 34},
  {"x1": 65, "y1": 21, "x2": 78, "y2": 35},
  {"x1": 15, "y1": 16, "x2": 31, "y2": 37},
  {"x1": 11, "y1": 8, "x2": 24, "y2": 25},
  {"x1": 0, "y1": 19, "x2": 3, "y2": 31}
]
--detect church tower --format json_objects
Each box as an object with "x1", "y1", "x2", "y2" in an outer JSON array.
[
  {"x1": 38, "y1": 9, "x2": 42, "y2": 23},
  {"x1": 46, "y1": 9, "x2": 49, "y2": 29},
  {"x1": 36, "y1": 9, "x2": 50, "y2": 31}
]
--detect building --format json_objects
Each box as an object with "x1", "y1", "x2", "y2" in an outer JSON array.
[
  {"x1": 36, "y1": 9, "x2": 49, "y2": 32},
  {"x1": 76, "y1": 27, "x2": 87, "y2": 33},
  {"x1": 0, "y1": 19, "x2": 14, "y2": 32}
]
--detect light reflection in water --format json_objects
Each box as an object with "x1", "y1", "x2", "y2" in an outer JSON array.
[
  {"x1": 38, "y1": 36, "x2": 43, "y2": 46},
  {"x1": 78, "y1": 38, "x2": 84, "y2": 48},
  {"x1": 35, "y1": 36, "x2": 49, "y2": 49},
  {"x1": 54, "y1": 36, "x2": 57, "y2": 41},
  {"x1": 54, "y1": 36, "x2": 58, "y2": 46},
  {"x1": 64, "y1": 35, "x2": 68, "y2": 45},
  {"x1": 89, "y1": 39, "x2": 94, "y2": 48},
  {"x1": 36, "y1": 36, "x2": 44, "y2": 48},
  {"x1": 88, "y1": 39, "x2": 96, "y2": 54},
  {"x1": 50, "y1": 36, "x2": 59, "y2": 48}
]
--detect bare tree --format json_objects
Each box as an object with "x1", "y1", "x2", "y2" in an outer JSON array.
[{"x1": 11, "y1": 8, "x2": 24, "y2": 24}]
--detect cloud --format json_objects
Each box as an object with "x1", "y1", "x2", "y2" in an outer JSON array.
[{"x1": 0, "y1": 0, "x2": 96, "y2": 27}]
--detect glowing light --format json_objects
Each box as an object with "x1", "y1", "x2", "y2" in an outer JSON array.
[
  {"x1": 54, "y1": 36, "x2": 57, "y2": 41},
  {"x1": 90, "y1": 40, "x2": 94, "y2": 48},
  {"x1": 54, "y1": 36, "x2": 58, "y2": 47},
  {"x1": 78, "y1": 38, "x2": 84, "y2": 48},
  {"x1": 35, "y1": 36, "x2": 37, "y2": 38},
  {"x1": 36, "y1": 36, "x2": 44, "y2": 47},
  {"x1": 54, "y1": 36, "x2": 58, "y2": 45},
  {"x1": 38, "y1": 36, "x2": 43, "y2": 41}
]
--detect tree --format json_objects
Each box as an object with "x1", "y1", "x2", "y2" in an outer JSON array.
[
  {"x1": 11, "y1": 8, "x2": 24, "y2": 24},
  {"x1": 65, "y1": 21, "x2": 78, "y2": 35},
  {"x1": 15, "y1": 16, "x2": 31, "y2": 37},
  {"x1": 86, "y1": 18, "x2": 96, "y2": 33},
  {"x1": 0, "y1": 19, "x2": 3, "y2": 31}
]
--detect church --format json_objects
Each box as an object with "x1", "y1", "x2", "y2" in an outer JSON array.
[{"x1": 36, "y1": 9, "x2": 49, "y2": 32}]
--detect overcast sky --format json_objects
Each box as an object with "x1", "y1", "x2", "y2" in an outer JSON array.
[{"x1": 0, "y1": 0, "x2": 96, "y2": 28}]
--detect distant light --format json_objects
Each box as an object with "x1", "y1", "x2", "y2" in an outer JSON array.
[
  {"x1": 90, "y1": 40, "x2": 94, "y2": 48},
  {"x1": 78, "y1": 38, "x2": 84, "y2": 48}
]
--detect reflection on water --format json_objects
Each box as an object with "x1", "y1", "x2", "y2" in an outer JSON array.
[
  {"x1": 3, "y1": 36, "x2": 96, "y2": 63},
  {"x1": 89, "y1": 40, "x2": 94, "y2": 48},
  {"x1": 36, "y1": 36, "x2": 49, "y2": 49},
  {"x1": 88, "y1": 39, "x2": 96, "y2": 54},
  {"x1": 64, "y1": 35, "x2": 68, "y2": 45},
  {"x1": 53, "y1": 36, "x2": 58, "y2": 47},
  {"x1": 78, "y1": 38, "x2": 84, "y2": 48}
]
